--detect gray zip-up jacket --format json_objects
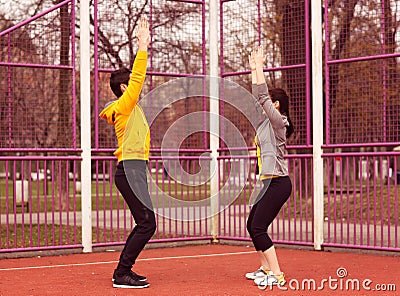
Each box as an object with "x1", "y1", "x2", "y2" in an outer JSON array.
[{"x1": 252, "y1": 83, "x2": 289, "y2": 177}]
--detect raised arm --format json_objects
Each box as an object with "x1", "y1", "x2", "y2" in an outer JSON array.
[
  {"x1": 249, "y1": 53, "x2": 258, "y2": 98},
  {"x1": 252, "y1": 46, "x2": 284, "y2": 128},
  {"x1": 117, "y1": 16, "x2": 150, "y2": 114}
]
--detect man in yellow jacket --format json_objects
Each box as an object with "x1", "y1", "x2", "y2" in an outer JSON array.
[{"x1": 99, "y1": 17, "x2": 155, "y2": 289}]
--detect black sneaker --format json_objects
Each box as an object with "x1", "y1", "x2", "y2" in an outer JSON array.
[
  {"x1": 112, "y1": 269, "x2": 147, "y2": 282},
  {"x1": 113, "y1": 273, "x2": 150, "y2": 289}
]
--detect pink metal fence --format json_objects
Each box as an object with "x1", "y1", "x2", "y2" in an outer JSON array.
[
  {"x1": 323, "y1": 0, "x2": 400, "y2": 251},
  {"x1": 0, "y1": 0, "x2": 80, "y2": 252},
  {"x1": 0, "y1": 0, "x2": 399, "y2": 254}
]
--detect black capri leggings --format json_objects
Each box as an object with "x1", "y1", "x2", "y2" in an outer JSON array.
[{"x1": 247, "y1": 176, "x2": 292, "y2": 252}]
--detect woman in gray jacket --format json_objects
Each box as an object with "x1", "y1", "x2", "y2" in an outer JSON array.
[{"x1": 245, "y1": 46, "x2": 294, "y2": 287}]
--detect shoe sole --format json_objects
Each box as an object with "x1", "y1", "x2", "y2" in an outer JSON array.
[
  {"x1": 255, "y1": 279, "x2": 286, "y2": 286},
  {"x1": 112, "y1": 278, "x2": 147, "y2": 282},
  {"x1": 113, "y1": 283, "x2": 149, "y2": 289},
  {"x1": 246, "y1": 276, "x2": 266, "y2": 280}
]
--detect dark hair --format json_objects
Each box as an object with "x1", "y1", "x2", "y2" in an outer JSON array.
[
  {"x1": 269, "y1": 88, "x2": 294, "y2": 138},
  {"x1": 109, "y1": 67, "x2": 131, "y2": 98}
]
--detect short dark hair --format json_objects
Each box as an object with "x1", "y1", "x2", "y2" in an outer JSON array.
[{"x1": 109, "y1": 67, "x2": 131, "y2": 98}]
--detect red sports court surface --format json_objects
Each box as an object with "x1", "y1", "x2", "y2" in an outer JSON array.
[{"x1": 0, "y1": 244, "x2": 399, "y2": 295}]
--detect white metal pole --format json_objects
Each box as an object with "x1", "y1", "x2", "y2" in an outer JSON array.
[
  {"x1": 209, "y1": 0, "x2": 220, "y2": 242},
  {"x1": 311, "y1": 0, "x2": 324, "y2": 250},
  {"x1": 80, "y1": 0, "x2": 92, "y2": 253}
]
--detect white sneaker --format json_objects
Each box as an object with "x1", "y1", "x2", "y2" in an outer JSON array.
[
  {"x1": 254, "y1": 272, "x2": 286, "y2": 287},
  {"x1": 245, "y1": 266, "x2": 270, "y2": 280}
]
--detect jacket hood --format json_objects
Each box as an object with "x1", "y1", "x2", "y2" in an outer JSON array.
[{"x1": 99, "y1": 100, "x2": 117, "y2": 124}]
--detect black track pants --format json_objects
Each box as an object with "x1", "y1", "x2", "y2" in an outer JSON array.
[{"x1": 114, "y1": 160, "x2": 156, "y2": 274}]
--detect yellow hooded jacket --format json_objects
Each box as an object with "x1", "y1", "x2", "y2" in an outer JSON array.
[{"x1": 99, "y1": 50, "x2": 150, "y2": 162}]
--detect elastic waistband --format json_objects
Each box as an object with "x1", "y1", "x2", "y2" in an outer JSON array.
[
  {"x1": 260, "y1": 174, "x2": 280, "y2": 180},
  {"x1": 117, "y1": 160, "x2": 147, "y2": 169}
]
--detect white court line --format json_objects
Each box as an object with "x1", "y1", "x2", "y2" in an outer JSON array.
[{"x1": 0, "y1": 250, "x2": 256, "y2": 272}]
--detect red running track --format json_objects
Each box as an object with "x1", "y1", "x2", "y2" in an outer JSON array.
[{"x1": 0, "y1": 244, "x2": 399, "y2": 296}]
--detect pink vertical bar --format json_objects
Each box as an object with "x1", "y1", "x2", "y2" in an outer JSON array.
[
  {"x1": 298, "y1": 158, "x2": 302, "y2": 242},
  {"x1": 204, "y1": 158, "x2": 208, "y2": 236},
  {"x1": 346, "y1": 157, "x2": 350, "y2": 245},
  {"x1": 327, "y1": 158, "x2": 331, "y2": 243},
  {"x1": 168, "y1": 160, "x2": 172, "y2": 237},
  {"x1": 51, "y1": 160, "x2": 55, "y2": 245},
  {"x1": 13, "y1": 161, "x2": 17, "y2": 248},
  {"x1": 354, "y1": 158, "x2": 358, "y2": 246},
  {"x1": 109, "y1": 160, "x2": 113, "y2": 242},
  {"x1": 95, "y1": 160, "x2": 100, "y2": 242},
  {"x1": 222, "y1": 158, "x2": 226, "y2": 237},
  {"x1": 294, "y1": 158, "x2": 299, "y2": 241},
  {"x1": 44, "y1": 161, "x2": 48, "y2": 246},
  {"x1": 58, "y1": 161, "x2": 62, "y2": 245},
  {"x1": 366, "y1": 157, "x2": 371, "y2": 246},
  {"x1": 233, "y1": 158, "x2": 237, "y2": 238},
  {"x1": 186, "y1": 160, "x2": 190, "y2": 236},
  {"x1": 116, "y1": 162, "x2": 121, "y2": 241},
  {"x1": 4, "y1": 161, "x2": 10, "y2": 249},
  {"x1": 28, "y1": 160, "x2": 33, "y2": 247},
  {"x1": 333, "y1": 157, "x2": 337, "y2": 244},
  {"x1": 36, "y1": 161, "x2": 41, "y2": 247},
  {"x1": 324, "y1": 0, "x2": 331, "y2": 144},
  {"x1": 301, "y1": 157, "x2": 306, "y2": 242},
  {"x1": 150, "y1": 161, "x2": 155, "y2": 240},
  {"x1": 361, "y1": 157, "x2": 366, "y2": 246},
  {"x1": 160, "y1": 161, "x2": 165, "y2": 239},
  {"x1": 174, "y1": 161, "x2": 178, "y2": 237},
  {"x1": 228, "y1": 158, "x2": 232, "y2": 237},
  {"x1": 311, "y1": 157, "x2": 314, "y2": 242},
  {"x1": 288, "y1": 159, "x2": 295, "y2": 241},
  {"x1": 369, "y1": 157, "x2": 374, "y2": 247},
  {"x1": 93, "y1": 0, "x2": 99, "y2": 148},
  {"x1": 351, "y1": 157, "x2": 356, "y2": 245},
  {"x1": 379, "y1": 157, "x2": 384, "y2": 247},
  {"x1": 180, "y1": 161, "x2": 184, "y2": 237},
  {"x1": 239, "y1": 158, "x2": 243, "y2": 237},
  {"x1": 71, "y1": 0, "x2": 77, "y2": 148},
  {"x1": 339, "y1": 157, "x2": 343, "y2": 244},
  {"x1": 380, "y1": 0, "x2": 387, "y2": 142},
  {"x1": 21, "y1": 161, "x2": 25, "y2": 247},
  {"x1": 73, "y1": 160, "x2": 77, "y2": 244},
  {"x1": 102, "y1": 161, "x2": 107, "y2": 243},
  {"x1": 386, "y1": 156, "x2": 390, "y2": 247},
  {"x1": 394, "y1": 156, "x2": 398, "y2": 248},
  {"x1": 66, "y1": 160, "x2": 70, "y2": 244}
]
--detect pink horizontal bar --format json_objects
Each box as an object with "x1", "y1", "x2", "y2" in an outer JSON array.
[
  {"x1": 0, "y1": 0, "x2": 71, "y2": 37},
  {"x1": 223, "y1": 64, "x2": 306, "y2": 77},
  {"x1": 166, "y1": 0, "x2": 204, "y2": 4},
  {"x1": 0, "y1": 62, "x2": 73, "y2": 70},
  {"x1": 152, "y1": 149, "x2": 211, "y2": 153},
  {"x1": 218, "y1": 237, "x2": 314, "y2": 247},
  {"x1": 0, "y1": 148, "x2": 81, "y2": 152},
  {"x1": 327, "y1": 52, "x2": 400, "y2": 65},
  {"x1": 322, "y1": 243, "x2": 400, "y2": 253},
  {"x1": 151, "y1": 156, "x2": 212, "y2": 160},
  {"x1": 0, "y1": 244, "x2": 82, "y2": 253},
  {"x1": 0, "y1": 156, "x2": 81, "y2": 160},
  {"x1": 323, "y1": 152, "x2": 400, "y2": 157},
  {"x1": 323, "y1": 143, "x2": 400, "y2": 148}
]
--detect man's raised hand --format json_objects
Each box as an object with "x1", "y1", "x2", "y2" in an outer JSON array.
[{"x1": 136, "y1": 16, "x2": 150, "y2": 50}]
